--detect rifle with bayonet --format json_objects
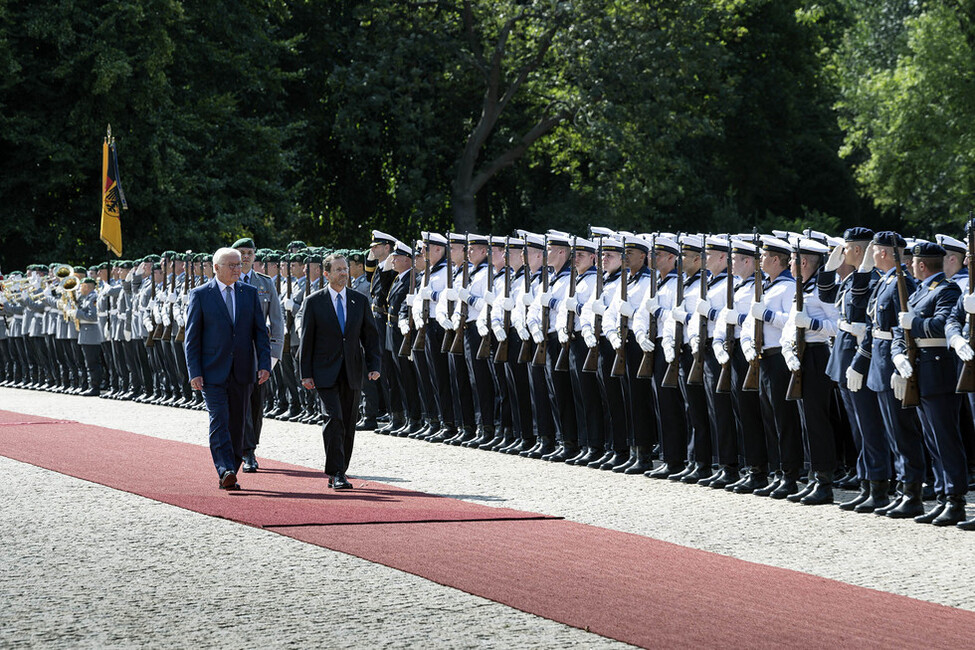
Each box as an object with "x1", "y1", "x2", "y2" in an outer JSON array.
[
  {"x1": 476, "y1": 240, "x2": 495, "y2": 360},
  {"x1": 582, "y1": 233, "x2": 603, "y2": 373},
  {"x1": 413, "y1": 236, "x2": 431, "y2": 352},
  {"x1": 687, "y1": 236, "x2": 708, "y2": 385},
  {"x1": 162, "y1": 257, "x2": 175, "y2": 340},
  {"x1": 555, "y1": 238, "x2": 577, "y2": 372},
  {"x1": 517, "y1": 239, "x2": 534, "y2": 364},
  {"x1": 893, "y1": 244, "x2": 920, "y2": 407},
  {"x1": 611, "y1": 249, "x2": 629, "y2": 377},
  {"x1": 145, "y1": 261, "x2": 158, "y2": 348},
  {"x1": 742, "y1": 229, "x2": 763, "y2": 391},
  {"x1": 176, "y1": 256, "x2": 189, "y2": 343},
  {"x1": 662, "y1": 234, "x2": 684, "y2": 388},
  {"x1": 450, "y1": 234, "x2": 470, "y2": 355},
  {"x1": 398, "y1": 247, "x2": 417, "y2": 357},
  {"x1": 636, "y1": 236, "x2": 657, "y2": 378},
  {"x1": 958, "y1": 222, "x2": 975, "y2": 392},
  {"x1": 441, "y1": 237, "x2": 456, "y2": 353},
  {"x1": 532, "y1": 237, "x2": 550, "y2": 367},
  {"x1": 153, "y1": 257, "x2": 168, "y2": 341},
  {"x1": 494, "y1": 237, "x2": 511, "y2": 363},
  {"x1": 283, "y1": 256, "x2": 293, "y2": 352},
  {"x1": 785, "y1": 241, "x2": 805, "y2": 401},
  {"x1": 716, "y1": 236, "x2": 735, "y2": 394}
]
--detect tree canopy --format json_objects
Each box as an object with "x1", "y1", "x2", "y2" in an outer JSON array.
[{"x1": 1, "y1": 0, "x2": 967, "y2": 271}]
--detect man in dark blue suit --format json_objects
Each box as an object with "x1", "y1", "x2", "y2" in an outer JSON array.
[
  {"x1": 299, "y1": 253, "x2": 382, "y2": 490},
  {"x1": 185, "y1": 247, "x2": 272, "y2": 490}
]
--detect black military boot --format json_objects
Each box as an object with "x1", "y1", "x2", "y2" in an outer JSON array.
[
  {"x1": 788, "y1": 473, "x2": 818, "y2": 503},
  {"x1": 624, "y1": 447, "x2": 652, "y2": 474},
  {"x1": 957, "y1": 516, "x2": 975, "y2": 531},
  {"x1": 932, "y1": 495, "x2": 967, "y2": 526},
  {"x1": 600, "y1": 449, "x2": 628, "y2": 470},
  {"x1": 708, "y1": 466, "x2": 739, "y2": 490},
  {"x1": 376, "y1": 411, "x2": 404, "y2": 435},
  {"x1": 886, "y1": 482, "x2": 925, "y2": 519},
  {"x1": 510, "y1": 437, "x2": 536, "y2": 455},
  {"x1": 733, "y1": 467, "x2": 770, "y2": 494},
  {"x1": 612, "y1": 447, "x2": 638, "y2": 473},
  {"x1": 463, "y1": 425, "x2": 491, "y2": 448},
  {"x1": 754, "y1": 473, "x2": 782, "y2": 497},
  {"x1": 530, "y1": 437, "x2": 556, "y2": 459},
  {"x1": 839, "y1": 480, "x2": 870, "y2": 511},
  {"x1": 801, "y1": 472, "x2": 835, "y2": 505},
  {"x1": 588, "y1": 450, "x2": 614, "y2": 469},
  {"x1": 874, "y1": 482, "x2": 904, "y2": 516},
  {"x1": 681, "y1": 463, "x2": 710, "y2": 484},
  {"x1": 914, "y1": 494, "x2": 946, "y2": 524}
]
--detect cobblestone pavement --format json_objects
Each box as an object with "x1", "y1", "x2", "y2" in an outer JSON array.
[{"x1": 2, "y1": 387, "x2": 973, "y2": 647}]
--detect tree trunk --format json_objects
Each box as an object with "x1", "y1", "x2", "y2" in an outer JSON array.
[{"x1": 452, "y1": 189, "x2": 477, "y2": 233}]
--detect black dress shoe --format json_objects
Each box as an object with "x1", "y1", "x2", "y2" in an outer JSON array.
[
  {"x1": 914, "y1": 497, "x2": 946, "y2": 524},
  {"x1": 242, "y1": 452, "x2": 259, "y2": 473},
  {"x1": 886, "y1": 483, "x2": 924, "y2": 519},
  {"x1": 670, "y1": 463, "x2": 696, "y2": 482},
  {"x1": 681, "y1": 465, "x2": 710, "y2": 484},
  {"x1": 931, "y1": 496, "x2": 966, "y2": 526},
  {"x1": 331, "y1": 473, "x2": 353, "y2": 490},
  {"x1": 769, "y1": 477, "x2": 799, "y2": 499},
  {"x1": 787, "y1": 478, "x2": 817, "y2": 503},
  {"x1": 957, "y1": 517, "x2": 975, "y2": 531},
  {"x1": 839, "y1": 481, "x2": 870, "y2": 511},
  {"x1": 611, "y1": 453, "x2": 636, "y2": 473},
  {"x1": 646, "y1": 463, "x2": 682, "y2": 479},
  {"x1": 219, "y1": 470, "x2": 238, "y2": 489},
  {"x1": 754, "y1": 476, "x2": 783, "y2": 497},
  {"x1": 356, "y1": 418, "x2": 378, "y2": 431},
  {"x1": 732, "y1": 470, "x2": 768, "y2": 494},
  {"x1": 80, "y1": 388, "x2": 100, "y2": 397},
  {"x1": 800, "y1": 475, "x2": 834, "y2": 505}
]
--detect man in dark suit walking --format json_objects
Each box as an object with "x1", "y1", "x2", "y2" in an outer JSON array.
[
  {"x1": 299, "y1": 253, "x2": 382, "y2": 490},
  {"x1": 185, "y1": 247, "x2": 272, "y2": 490}
]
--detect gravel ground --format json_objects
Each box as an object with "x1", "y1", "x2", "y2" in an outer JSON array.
[{"x1": 2, "y1": 386, "x2": 973, "y2": 648}]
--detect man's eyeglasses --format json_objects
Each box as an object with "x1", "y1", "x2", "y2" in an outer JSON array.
[{"x1": 220, "y1": 263, "x2": 243, "y2": 269}]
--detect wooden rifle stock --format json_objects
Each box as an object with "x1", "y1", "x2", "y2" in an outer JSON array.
[
  {"x1": 742, "y1": 233, "x2": 763, "y2": 391},
  {"x1": 517, "y1": 242, "x2": 534, "y2": 364},
  {"x1": 283, "y1": 259, "x2": 293, "y2": 352},
  {"x1": 449, "y1": 235, "x2": 470, "y2": 355},
  {"x1": 555, "y1": 241, "x2": 577, "y2": 372},
  {"x1": 893, "y1": 246, "x2": 920, "y2": 407},
  {"x1": 662, "y1": 237, "x2": 683, "y2": 388},
  {"x1": 145, "y1": 265, "x2": 158, "y2": 348},
  {"x1": 716, "y1": 237, "x2": 734, "y2": 394},
  {"x1": 636, "y1": 237, "x2": 657, "y2": 378},
  {"x1": 785, "y1": 244, "x2": 805, "y2": 401},
  {"x1": 441, "y1": 239, "x2": 456, "y2": 353},
  {"x1": 686, "y1": 238, "x2": 708, "y2": 385},
  {"x1": 476, "y1": 243, "x2": 496, "y2": 360},
  {"x1": 398, "y1": 250, "x2": 417, "y2": 357},
  {"x1": 161, "y1": 258, "x2": 175, "y2": 340},
  {"x1": 532, "y1": 239, "x2": 550, "y2": 367},
  {"x1": 175, "y1": 258, "x2": 190, "y2": 343},
  {"x1": 958, "y1": 224, "x2": 975, "y2": 393},
  {"x1": 494, "y1": 237, "x2": 512, "y2": 363},
  {"x1": 582, "y1": 236, "x2": 603, "y2": 373},
  {"x1": 153, "y1": 258, "x2": 168, "y2": 341},
  {"x1": 611, "y1": 260, "x2": 629, "y2": 377}
]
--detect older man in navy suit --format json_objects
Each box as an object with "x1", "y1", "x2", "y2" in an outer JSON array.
[
  {"x1": 185, "y1": 247, "x2": 271, "y2": 490},
  {"x1": 300, "y1": 253, "x2": 382, "y2": 490}
]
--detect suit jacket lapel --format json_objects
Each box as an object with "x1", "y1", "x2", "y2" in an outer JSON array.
[{"x1": 209, "y1": 280, "x2": 234, "y2": 327}]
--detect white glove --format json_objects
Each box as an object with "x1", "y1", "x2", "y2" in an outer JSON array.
[
  {"x1": 950, "y1": 334, "x2": 975, "y2": 362},
  {"x1": 582, "y1": 326, "x2": 596, "y2": 348},
  {"x1": 848, "y1": 321, "x2": 866, "y2": 342},
  {"x1": 639, "y1": 333, "x2": 656, "y2": 353},
  {"x1": 483, "y1": 290, "x2": 495, "y2": 303},
  {"x1": 591, "y1": 301, "x2": 606, "y2": 316},
  {"x1": 557, "y1": 327, "x2": 569, "y2": 344},
  {"x1": 502, "y1": 297, "x2": 514, "y2": 311},
  {"x1": 712, "y1": 340, "x2": 730, "y2": 365},
  {"x1": 270, "y1": 357, "x2": 280, "y2": 371},
  {"x1": 846, "y1": 366, "x2": 863, "y2": 392},
  {"x1": 492, "y1": 325, "x2": 507, "y2": 342},
  {"x1": 516, "y1": 324, "x2": 530, "y2": 341},
  {"x1": 531, "y1": 326, "x2": 545, "y2": 344},
  {"x1": 67, "y1": 309, "x2": 77, "y2": 320},
  {"x1": 450, "y1": 311, "x2": 463, "y2": 330},
  {"x1": 892, "y1": 353, "x2": 913, "y2": 379},
  {"x1": 964, "y1": 293, "x2": 975, "y2": 314},
  {"x1": 167, "y1": 291, "x2": 177, "y2": 303},
  {"x1": 825, "y1": 245, "x2": 845, "y2": 272},
  {"x1": 456, "y1": 286, "x2": 470, "y2": 302},
  {"x1": 619, "y1": 301, "x2": 635, "y2": 319},
  {"x1": 644, "y1": 295, "x2": 660, "y2": 315},
  {"x1": 399, "y1": 319, "x2": 411, "y2": 336},
  {"x1": 784, "y1": 348, "x2": 801, "y2": 373},
  {"x1": 419, "y1": 286, "x2": 433, "y2": 300},
  {"x1": 284, "y1": 298, "x2": 295, "y2": 310},
  {"x1": 521, "y1": 293, "x2": 534, "y2": 307},
  {"x1": 437, "y1": 316, "x2": 452, "y2": 331},
  {"x1": 695, "y1": 300, "x2": 712, "y2": 318},
  {"x1": 444, "y1": 287, "x2": 459, "y2": 302},
  {"x1": 476, "y1": 319, "x2": 489, "y2": 337},
  {"x1": 742, "y1": 339, "x2": 757, "y2": 362},
  {"x1": 405, "y1": 294, "x2": 415, "y2": 306},
  {"x1": 606, "y1": 330, "x2": 622, "y2": 350},
  {"x1": 794, "y1": 309, "x2": 812, "y2": 329},
  {"x1": 890, "y1": 373, "x2": 907, "y2": 401},
  {"x1": 663, "y1": 340, "x2": 676, "y2": 364},
  {"x1": 537, "y1": 291, "x2": 552, "y2": 306},
  {"x1": 858, "y1": 243, "x2": 876, "y2": 273},
  {"x1": 720, "y1": 308, "x2": 738, "y2": 327},
  {"x1": 672, "y1": 302, "x2": 688, "y2": 324},
  {"x1": 123, "y1": 329, "x2": 132, "y2": 342},
  {"x1": 690, "y1": 336, "x2": 699, "y2": 355},
  {"x1": 898, "y1": 310, "x2": 916, "y2": 331},
  {"x1": 564, "y1": 295, "x2": 578, "y2": 312},
  {"x1": 750, "y1": 301, "x2": 767, "y2": 320}
]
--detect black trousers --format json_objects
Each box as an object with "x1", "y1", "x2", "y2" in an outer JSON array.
[
  {"x1": 464, "y1": 328, "x2": 495, "y2": 430},
  {"x1": 597, "y1": 340, "x2": 627, "y2": 452},
  {"x1": 759, "y1": 350, "x2": 802, "y2": 475},
  {"x1": 679, "y1": 346, "x2": 711, "y2": 465},
  {"x1": 317, "y1": 377, "x2": 360, "y2": 476},
  {"x1": 623, "y1": 333, "x2": 656, "y2": 448},
  {"x1": 797, "y1": 344, "x2": 836, "y2": 473},
  {"x1": 544, "y1": 332, "x2": 577, "y2": 447},
  {"x1": 503, "y1": 330, "x2": 533, "y2": 440},
  {"x1": 703, "y1": 341, "x2": 737, "y2": 466},
  {"x1": 653, "y1": 338, "x2": 687, "y2": 465},
  {"x1": 730, "y1": 343, "x2": 767, "y2": 468},
  {"x1": 81, "y1": 344, "x2": 103, "y2": 391},
  {"x1": 424, "y1": 322, "x2": 455, "y2": 427},
  {"x1": 390, "y1": 328, "x2": 422, "y2": 421},
  {"x1": 411, "y1": 339, "x2": 435, "y2": 421},
  {"x1": 244, "y1": 381, "x2": 267, "y2": 453},
  {"x1": 570, "y1": 336, "x2": 603, "y2": 450},
  {"x1": 448, "y1": 328, "x2": 476, "y2": 429}
]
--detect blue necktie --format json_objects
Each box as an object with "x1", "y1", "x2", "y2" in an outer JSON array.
[
  {"x1": 225, "y1": 286, "x2": 235, "y2": 324},
  {"x1": 336, "y1": 293, "x2": 345, "y2": 334}
]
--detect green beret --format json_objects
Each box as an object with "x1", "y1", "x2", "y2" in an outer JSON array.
[
  {"x1": 232, "y1": 237, "x2": 256, "y2": 250},
  {"x1": 74, "y1": 266, "x2": 88, "y2": 274},
  {"x1": 82, "y1": 277, "x2": 97, "y2": 286},
  {"x1": 287, "y1": 240, "x2": 306, "y2": 250},
  {"x1": 162, "y1": 250, "x2": 177, "y2": 259}
]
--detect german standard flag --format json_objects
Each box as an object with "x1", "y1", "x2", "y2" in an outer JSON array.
[{"x1": 99, "y1": 126, "x2": 127, "y2": 257}]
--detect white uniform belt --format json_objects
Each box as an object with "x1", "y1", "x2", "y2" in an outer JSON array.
[
  {"x1": 872, "y1": 329, "x2": 893, "y2": 341},
  {"x1": 915, "y1": 337, "x2": 947, "y2": 348},
  {"x1": 838, "y1": 319, "x2": 863, "y2": 334}
]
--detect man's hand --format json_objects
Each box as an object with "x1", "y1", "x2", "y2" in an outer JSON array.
[
  {"x1": 712, "y1": 340, "x2": 730, "y2": 365},
  {"x1": 257, "y1": 369, "x2": 270, "y2": 385},
  {"x1": 846, "y1": 366, "x2": 864, "y2": 392},
  {"x1": 302, "y1": 377, "x2": 315, "y2": 390},
  {"x1": 190, "y1": 376, "x2": 204, "y2": 391},
  {"x1": 368, "y1": 371, "x2": 380, "y2": 381}
]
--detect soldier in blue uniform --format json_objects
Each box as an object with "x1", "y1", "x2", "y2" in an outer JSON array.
[{"x1": 897, "y1": 241, "x2": 968, "y2": 525}]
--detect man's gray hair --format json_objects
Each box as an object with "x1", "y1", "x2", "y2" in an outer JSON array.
[{"x1": 213, "y1": 247, "x2": 241, "y2": 266}]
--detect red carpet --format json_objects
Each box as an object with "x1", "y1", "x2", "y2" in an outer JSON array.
[{"x1": 2, "y1": 408, "x2": 973, "y2": 648}]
